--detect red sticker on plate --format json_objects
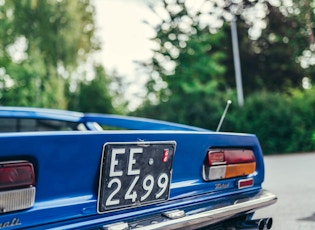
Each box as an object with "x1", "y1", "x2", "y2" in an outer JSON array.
[{"x1": 162, "y1": 149, "x2": 169, "y2": 162}]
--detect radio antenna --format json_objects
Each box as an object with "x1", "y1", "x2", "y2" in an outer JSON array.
[{"x1": 216, "y1": 100, "x2": 232, "y2": 132}]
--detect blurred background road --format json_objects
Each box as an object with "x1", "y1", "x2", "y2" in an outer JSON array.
[{"x1": 254, "y1": 153, "x2": 315, "y2": 230}]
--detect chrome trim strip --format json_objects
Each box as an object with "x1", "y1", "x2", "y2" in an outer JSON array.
[{"x1": 138, "y1": 189, "x2": 277, "y2": 230}]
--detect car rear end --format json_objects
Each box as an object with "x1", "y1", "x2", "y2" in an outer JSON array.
[{"x1": 0, "y1": 129, "x2": 276, "y2": 230}]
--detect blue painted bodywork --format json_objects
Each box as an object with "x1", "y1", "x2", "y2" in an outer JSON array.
[{"x1": 0, "y1": 107, "x2": 268, "y2": 229}]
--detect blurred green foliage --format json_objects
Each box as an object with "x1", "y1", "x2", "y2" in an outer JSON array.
[
  {"x1": 0, "y1": 0, "x2": 124, "y2": 113},
  {"x1": 134, "y1": 0, "x2": 315, "y2": 154},
  {"x1": 67, "y1": 65, "x2": 115, "y2": 114},
  {"x1": 2, "y1": 0, "x2": 315, "y2": 154},
  {"x1": 223, "y1": 91, "x2": 315, "y2": 154}
]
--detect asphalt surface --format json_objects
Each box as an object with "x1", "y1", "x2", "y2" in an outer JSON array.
[{"x1": 254, "y1": 152, "x2": 315, "y2": 230}]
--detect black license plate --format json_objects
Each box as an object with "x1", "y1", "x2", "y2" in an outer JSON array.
[{"x1": 97, "y1": 141, "x2": 176, "y2": 213}]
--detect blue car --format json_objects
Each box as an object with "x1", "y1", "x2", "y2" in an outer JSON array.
[{"x1": 0, "y1": 107, "x2": 276, "y2": 229}]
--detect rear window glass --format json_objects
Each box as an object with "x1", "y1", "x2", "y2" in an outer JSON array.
[{"x1": 0, "y1": 118, "x2": 85, "y2": 132}]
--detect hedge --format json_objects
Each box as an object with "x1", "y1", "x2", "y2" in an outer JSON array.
[{"x1": 223, "y1": 90, "x2": 315, "y2": 154}]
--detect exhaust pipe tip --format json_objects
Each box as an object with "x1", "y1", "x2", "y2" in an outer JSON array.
[
  {"x1": 236, "y1": 217, "x2": 273, "y2": 230},
  {"x1": 257, "y1": 219, "x2": 265, "y2": 230},
  {"x1": 258, "y1": 218, "x2": 273, "y2": 230},
  {"x1": 263, "y1": 218, "x2": 273, "y2": 230}
]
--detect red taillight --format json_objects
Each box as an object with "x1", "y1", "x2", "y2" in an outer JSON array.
[
  {"x1": 0, "y1": 162, "x2": 35, "y2": 190},
  {"x1": 203, "y1": 149, "x2": 256, "y2": 183},
  {"x1": 224, "y1": 149, "x2": 255, "y2": 164},
  {"x1": 0, "y1": 161, "x2": 36, "y2": 213},
  {"x1": 207, "y1": 151, "x2": 225, "y2": 166},
  {"x1": 207, "y1": 149, "x2": 255, "y2": 165}
]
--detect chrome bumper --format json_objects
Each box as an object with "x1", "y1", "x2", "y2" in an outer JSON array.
[{"x1": 104, "y1": 189, "x2": 277, "y2": 230}]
